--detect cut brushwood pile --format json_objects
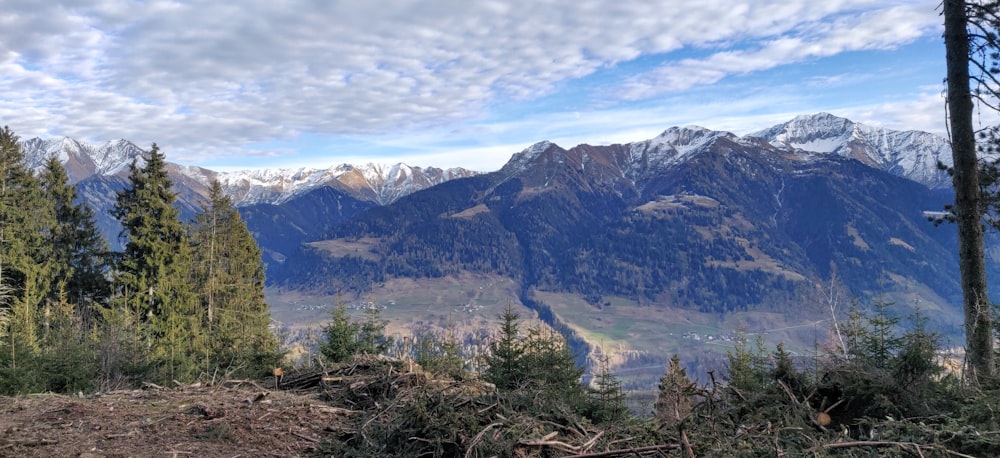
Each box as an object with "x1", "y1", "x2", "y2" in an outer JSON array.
[{"x1": 5, "y1": 354, "x2": 1000, "y2": 457}]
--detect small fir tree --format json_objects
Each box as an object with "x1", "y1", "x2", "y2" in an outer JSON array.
[
  {"x1": 482, "y1": 302, "x2": 527, "y2": 390},
  {"x1": 654, "y1": 354, "x2": 698, "y2": 428},
  {"x1": 357, "y1": 301, "x2": 392, "y2": 356},
  {"x1": 588, "y1": 354, "x2": 626, "y2": 424},
  {"x1": 320, "y1": 297, "x2": 362, "y2": 364},
  {"x1": 414, "y1": 330, "x2": 466, "y2": 379}
]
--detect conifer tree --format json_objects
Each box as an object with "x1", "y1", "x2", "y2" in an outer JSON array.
[
  {"x1": 320, "y1": 298, "x2": 362, "y2": 364},
  {"x1": 483, "y1": 301, "x2": 583, "y2": 399},
  {"x1": 588, "y1": 354, "x2": 626, "y2": 424},
  {"x1": 357, "y1": 301, "x2": 392, "y2": 356},
  {"x1": 111, "y1": 144, "x2": 200, "y2": 382},
  {"x1": 38, "y1": 156, "x2": 111, "y2": 321},
  {"x1": 319, "y1": 294, "x2": 392, "y2": 364},
  {"x1": 0, "y1": 126, "x2": 55, "y2": 388},
  {"x1": 189, "y1": 180, "x2": 278, "y2": 376},
  {"x1": 654, "y1": 354, "x2": 697, "y2": 428},
  {"x1": 414, "y1": 329, "x2": 466, "y2": 379},
  {"x1": 482, "y1": 302, "x2": 527, "y2": 390}
]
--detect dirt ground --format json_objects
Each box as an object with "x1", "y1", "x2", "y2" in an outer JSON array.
[{"x1": 0, "y1": 382, "x2": 352, "y2": 458}]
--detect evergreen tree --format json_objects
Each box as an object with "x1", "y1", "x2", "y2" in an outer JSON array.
[
  {"x1": 38, "y1": 156, "x2": 111, "y2": 322},
  {"x1": 320, "y1": 297, "x2": 362, "y2": 364},
  {"x1": 521, "y1": 326, "x2": 583, "y2": 393},
  {"x1": 654, "y1": 354, "x2": 698, "y2": 428},
  {"x1": 319, "y1": 295, "x2": 391, "y2": 364},
  {"x1": 189, "y1": 181, "x2": 278, "y2": 376},
  {"x1": 0, "y1": 126, "x2": 55, "y2": 391},
  {"x1": 725, "y1": 329, "x2": 769, "y2": 394},
  {"x1": 34, "y1": 292, "x2": 98, "y2": 393},
  {"x1": 111, "y1": 144, "x2": 200, "y2": 382},
  {"x1": 482, "y1": 302, "x2": 527, "y2": 390},
  {"x1": 414, "y1": 329, "x2": 466, "y2": 379},
  {"x1": 587, "y1": 355, "x2": 626, "y2": 424},
  {"x1": 357, "y1": 301, "x2": 392, "y2": 356},
  {"x1": 482, "y1": 302, "x2": 583, "y2": 399}
]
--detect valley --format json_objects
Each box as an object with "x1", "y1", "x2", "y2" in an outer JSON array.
[{"x1": 19, "y1": 112, "x2": 985, "y2": 392}]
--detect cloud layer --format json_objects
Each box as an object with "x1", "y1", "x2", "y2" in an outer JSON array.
[{"x1": 0, "y1": 0, "x2": 945, "y2": 167}]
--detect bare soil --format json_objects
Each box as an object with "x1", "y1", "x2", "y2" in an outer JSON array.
[{"x1": 0, "y1": 382, "x2": 349, "y2": 458}]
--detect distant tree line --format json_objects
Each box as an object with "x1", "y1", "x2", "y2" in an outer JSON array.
[{"x1": 0, "y1": 126, "x2": 279, "y2": 394}]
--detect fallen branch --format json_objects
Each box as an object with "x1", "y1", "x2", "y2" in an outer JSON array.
[
  {"x1": 222, "y1": 379, "x2": 266, "y2": 391},
  {"x1": 309, "y1": 404, "x2": 360, "y2": 415},
  {"x1": 1, "y1": 438, "x2": 59, "y2": 447},
  {"x1": 518, "y1": 431, "x2": 607, "y2": 455},
  {"x1": 517, "y1": 437, "x2": 580, "y2": 454},
  {"x1": 290, "y1": 430, "x2": 319, "y2": 443},
  {"x1": 562, "y1": 443, "x2": 682, "y2": 458}
]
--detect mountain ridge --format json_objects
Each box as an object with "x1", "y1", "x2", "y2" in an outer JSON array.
[
  {"x1": 19, "y1": 113, "x2": 953, "y2": 209},
  {"x1": 18, "y1": 136, "x2": 478, "y2": 207}
]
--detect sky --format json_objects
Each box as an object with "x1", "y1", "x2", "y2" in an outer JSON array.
[{"x1": 0, "y1": 0, "x2": 960, "y2": 172}]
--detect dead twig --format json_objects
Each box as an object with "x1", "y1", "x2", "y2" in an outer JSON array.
[
  {"x1": 518, "y1": 437, "x2": 580, "y2": 454},
  {"x1": 290, "y1": 430, "x2": 319, "y2": 443},
  {"x1": 465, "y1": 421, "x2": 503, "y2": 458}
]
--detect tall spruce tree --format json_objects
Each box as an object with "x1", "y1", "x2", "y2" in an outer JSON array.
[
  {"x1": 39, "y1": 157, "x2": 111, "y2": 321},
  {"x1": 189, "y1": 180, "x2": 278, "y2": 376},
  {"x1": 0, "y1": 126, "x2": 55, "y2": 389},
  {"x1": 32, "y1": 157, "x2": 108, "y2": 393},
  {"x1": 112, "y1": 144, "x2": 201, "y2": 382}
]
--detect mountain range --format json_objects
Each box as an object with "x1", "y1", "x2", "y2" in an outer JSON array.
[
  {"x1": 20, "y1": 113, "x2": 980, "y2": 382},
  {"x1": 19, "y1": 136, "x2": 476, "y2": 252},
  {"x1": 280, "y1": 113, "x2": 962, "y2": 304}
]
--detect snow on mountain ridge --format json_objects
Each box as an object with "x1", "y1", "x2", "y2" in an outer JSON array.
[
  {"x1": 749, "y1": 112, "x2": 952, "y2": 189},
  {"x1": 639, "y1": 126, "x2": 737, "y2": 168},
  {"x1": 502, "y1": 114, "x2": 950, "y2": 190},
  {"x1": 18, "y1": 112, "x2": 954, "y2": 210},
  {"x1": 18, "y1": 137, "x2": 477, "y2": 207},
  {"x1": 213, "y1": 162, "x2": 476, "y2": 206},
  {"x1": 18, "y1": 136, "x2": 145, "y2": 183}
]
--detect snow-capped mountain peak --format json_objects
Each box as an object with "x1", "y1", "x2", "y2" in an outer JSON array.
[
  {"x1": 17, "y1": 136, "x2": 145, "y2": 183},
  {"x1": 192, "y1": 161, "x2": 476, "y2": 207},
  {"x1": 750, "y1": 113, "x2": 953, "y2": 188},
  {"x1": 755, "y1": 112, "x2": 855, "y2": 153},
  {"x1": 18, "y1": 137, "x2": 478, "y2": 207},
  {"x1": 18, "y1": 112, "x2": 955, "y2": 212}
]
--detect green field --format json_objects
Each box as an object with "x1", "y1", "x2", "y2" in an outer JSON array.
[
  {"x1": 266, "y1": 272, "x2": 945, "y2": 393},
  {"x1": 267, "y1": 272, "x2": 545, "y2": 340}
]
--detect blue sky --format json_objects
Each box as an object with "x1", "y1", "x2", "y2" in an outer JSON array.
[{"x1": 0, "y1": 0, "x2": 959, "y2": 172}]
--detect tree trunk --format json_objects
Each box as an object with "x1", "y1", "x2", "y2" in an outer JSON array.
[{"x1": 944, "y1": 0, "x2": 994, "y2": 382}]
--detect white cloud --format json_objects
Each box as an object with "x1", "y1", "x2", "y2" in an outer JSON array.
[
  {"x1": 0, "y1": 0, "x2": 946, "y2": 167},
  {"x1": 619, "y1": 2, "x2": 940, "y2": 99}
]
